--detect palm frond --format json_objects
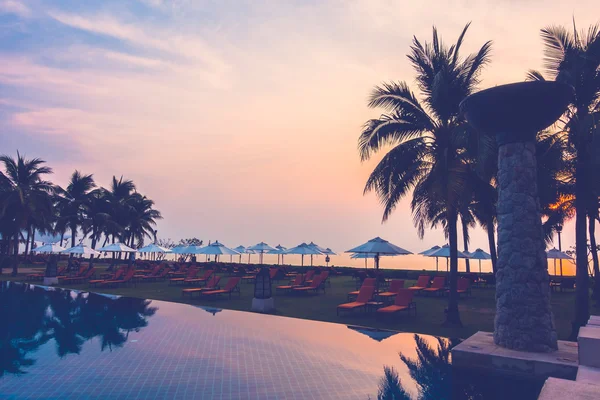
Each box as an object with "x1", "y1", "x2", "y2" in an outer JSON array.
[
  {"x1": 526, "y1": 70, "x2": 546, "y2": 81},
  {"x1": 540, "y1": 25, "x2": 574, "y2": 77},
  {"x1": 358, "y1": 115, "x2": 429, "y2": 161}
]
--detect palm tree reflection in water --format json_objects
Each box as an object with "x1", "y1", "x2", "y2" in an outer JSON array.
[
  {"x1": 377, "y1": 334, "x2": 542, "y2": 400},
  {"x1": 0, "y1": 282, "x2": 156, "y2": 376}
]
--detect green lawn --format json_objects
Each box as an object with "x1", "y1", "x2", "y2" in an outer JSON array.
[{"x1": 2, "y1": 267, "x2": 596, "y2": 341}]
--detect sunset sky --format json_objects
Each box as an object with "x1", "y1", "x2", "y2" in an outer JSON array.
[{"x1": 1, "y1": 0, "x2": 597, "y2": 271}]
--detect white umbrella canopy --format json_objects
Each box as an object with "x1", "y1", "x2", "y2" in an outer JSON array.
[
  {"x1": 198, "y1": 241, "x2": 239, "y2": 262},
  {"x1": 307, "y1": 242, "x2": 329, "y2": 266},
  {"x1": 33, "y1": 243, "x2": 66, "y2": 253},
  {"x1": 427, "y1": 244, "x2": 469, "y2": 273},
  {"x1": 267, "y1": 245, "x2": 287, "y2": 265},
  {"x1": 346, "y1": 237, "x2": 412, "y2": 291},
  {"x1": 234, "y1": 245, "x2": 255, "y2": 263},
  {"x1": 247, "y1": 242, "x2": 276, "y2": 264},
  {"x1": 170, "y1": 245, "x2": 187, "y2": 254},
  {"x1": 467, "y1": 248, "x2": 492, "y2": 274},
  {"x1": 286, "y1": 242, "x2": 323, "y2": 266},
  {"x1": 62, "y1": 244, "x2": 101, "y2": 256},
  {"x1": 97, "y1": 243, "x2": 137, "y2": 253},
  {"x1": 351, "y1": 252, "x2": 391, "y2": 268},
  {"x1": 547, "y1": 248, "x2": 572, "y2": 276},
  {"x1": 137, "y1": 244, "x2": 172, "y2": 253},
  {"x1": 419, "y1": 245, "x2": 441, "y2": 256}
]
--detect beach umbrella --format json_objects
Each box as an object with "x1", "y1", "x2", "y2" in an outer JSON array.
[
  {"x1": 267, "y1": 245, "x2": 287, "y2": 265},
  {"x1": 346, "y1": 237, "x2": 412, "y2": 292},
  {"x1": 137, "y1": 244, "x2": 172, "y2": 253},
  {"x1": 285, "y1": 243, "x2": 323, "y2": 266},
  {"x1": 97, "y1": 242, "x2": 137, "y2": 253},
  {"x1": 247, "y1": 242, "x2": 276, "y2": 264},
  {"x1": 322, "y1": 247, "x2": 336, "y2": 267},
  {"x1": 170, "y1": 245, "x2": 187, "y2": 254},
  {"x1": 234, "y1": 246, "x2": 255, "y2": 263},
  {"x1": 467, "y1": 248, "x2": 492, "y2": 274},
  {"x1": 306, "y1": 242, "x2": 331, "y2": 266},
  {"x1": 350, "y1": 252, "x2": 390, "y2": 268},
  {"x1": 419, "y1": 245, "x2": 442, "y2": 271},
  {"x1": 62, "y1": 244, "x2": 101, "y2": 256},
  {"x1": 198, "y1": 241, "x2": 239, "y2": 262},
  {"x1": 33, "y1": 243, "x2": 66, "y2": 254},
  {"x1": 426, "y1": 244, "x2": 469, "y2": 272},
  {"x1": 546, "y1": 248, "x2": 572, "y2": 276}
]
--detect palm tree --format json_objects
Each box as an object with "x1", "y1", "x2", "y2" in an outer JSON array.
[
  {"x1": 0, "y1": 153, "x2": 54, "y2": 275},
  {"x1": 103, "y1": 176, "x2": 136, "y2": 246},
  {"x1": 56, "y1": 171, "x2": 96, "y2": 248},
  {"x1": 528, "y1": 23, "x2": 600, "y2": 337},
  {"x1": 360, "y1": 24, "x2": 492, "y2": 326},
  {"x1": 124, "y1": 193, "x2": 162, "y2": 248}
]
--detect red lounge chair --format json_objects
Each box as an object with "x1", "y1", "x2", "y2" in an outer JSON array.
[
  {"x1": 28, "y1": 266, "x2": 66, "y2": 281},
  {"x1": 183, "y1": 270, "x2": 214, "y2": 285},
  {"x1": 201, "y1": 277, "x2": 241, "y2": 299},
  {"x1": 169, "y1": 268, "x2": 198, "y2": 285},
  {"x1": 168, "y1": 264, "x2": 190, "y2": 278},
  {"x1": 62, "y1": 268, "x2": 96, "y2": 285},
  {"x1": 141, "y1": 267, "x2": 170, "y2": 282},
  {"x1": 306, "y1": 271, "x2": 329, "y2": 286},
  {"x1": 408, "y1": 275, "x2": 431, "y2": 292},
  {"x1": 347, "y1": 278, "x2": 376, "y2": 300},
  {"x1": 292, "y1": 276, "x2": 325, "y2": 295},
  {"x1": 377, "y1": 279, "x2": 405, "y2": 301},
  {"x1": 422, "y1": 276, "x2": 446, "y2": 296},
  {"x1": 449, "y1": 277, "x2": 472, "y2": 297},
  {"x1": 89, "y1": 268, "x2": 126, "y2": 287},
  {"x1": 58, "y1": 265, "x2": 87, "y2": 281},
  {"x1": 276, "y1": 274, "x2": 304, "y2": 292},
  {"x1": 181, "y1": 276, "x2": 222, "y2": 298},
  {"x1": 98, "y1": 269, "x2": 136, "y2": 288},
  {"x1": 377, "y1": 289, "x2": 416, "y2": 316},
  {"x1": 337, "y1": 285, "x2": 376, "y2": 316},
  {"x1": 136, "y1": 265, "x2": 161, "y2": 278}
]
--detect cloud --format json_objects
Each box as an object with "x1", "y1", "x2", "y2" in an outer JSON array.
[{"x1": 0, "y1": 0, "x2": 30, "y2": 18}]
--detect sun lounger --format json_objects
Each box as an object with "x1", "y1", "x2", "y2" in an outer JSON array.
[
  {"x1": 200, "y1": 277, "x2": 241, "y2": 299},
  {"x1": 183, "y1": 270, "x2": 214, "y2": 285},
  {"x1": 62, "y1": 268, "x2": 96, "y2": 284},
  {"x1": 377, "y1": 279, "x2": 405, "y2": 301},
  {"x1": 169, "y1": 268, "x2": 199, "y2": 285},
  {"x1": 337, "y1": 285, "x2": 376, "y2": 316},
  {"x1": 408, "y1": 275, "x2": 431, "y2": 293},
  {"x1": 422, "y1": 276, "x2": 446, "y2": 296},
  {"x1": 348, "y1": 278, "x2": 376, "y2": 300},
  {"x1": 293, "y1": 276, "x2": 325, "y2": 295},
  {"x1": 448, "y1": 277, "x2": 471, "y2": 297},
  {"x1": 377, "y1": 289, "x2": 416, "y2": 316},
  {"x1": 181, "y1": 276, "x2": 222, "y2": 298},
  {"x1": 276, "y1": 274, "x2": 304, "y2": 293},
  {"x1": 89, "y1": 268, "x2": 126, "y2": 287},
  {"x1": 28, "y1": 266, "x2": 67, "y2": 281},
  {"x1": 98, "y1": 269, "x2": 136, "y2": 288}
]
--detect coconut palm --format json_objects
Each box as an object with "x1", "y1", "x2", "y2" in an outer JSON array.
[
  {"x1": 102, "y1": 176, "x2": 136, "y2": 245},
  {"x1": 55, "y1": 171, "x2": 96, "y2": 249},
  {"x1": 528, "y1": 23, "x2": 600, "y2": 337},
  {"x1": 124, "y1": 193, "x2": 162, "y2": 248},
  {"x1": 360, "y1": 24, "x2": 492, "y2": 326},
  {"x1": 0, "y1": 153, "x2": 54, "y2": 274}
]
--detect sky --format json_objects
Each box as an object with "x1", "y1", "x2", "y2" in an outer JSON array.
[{"x1": 0, "y1": 0, "x2": 597, "y2": 271}]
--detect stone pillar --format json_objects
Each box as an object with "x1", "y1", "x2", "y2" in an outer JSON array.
[{"x1": 494, "y1": 141, "x2": 557, "y2": 352}]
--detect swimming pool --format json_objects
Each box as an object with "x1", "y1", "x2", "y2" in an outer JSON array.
[{"x1": 0, "y1": 282, "x2": 542, "y2": 399}]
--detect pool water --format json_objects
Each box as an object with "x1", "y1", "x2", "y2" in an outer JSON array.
[{"x1": 0, "y1": 282, "x2": 543, "y2": 399}]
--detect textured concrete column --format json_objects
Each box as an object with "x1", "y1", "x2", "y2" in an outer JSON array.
[{"x1": 494, "y1": 141, "x2": 557, "y2": 352}]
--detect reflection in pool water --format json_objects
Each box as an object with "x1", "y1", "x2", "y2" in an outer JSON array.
[{"x1": 0, "y1": 282, "x2": 543, "y2": 399}]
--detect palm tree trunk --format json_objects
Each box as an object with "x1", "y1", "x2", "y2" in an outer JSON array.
[
  {"x1": 444, "y1": 207, "x2": 462, "y2": 326},
  {"x1": 571, "y1": 149, "x2": 590, "y2": 340},
  {"x1": 60, "y1": 232, "x2": 64, "y2": 247},
  {"x1": 461, "y1": 217, "x2": 470, "y2": 273},
  {"x1": 12, "y1": 231, "x2": 19, "y2": 276},
  {"x1": 31, "y1": 229, "x2": 35, "y2": 252},
  {"x1": 486, "y1": 220, "x2": 498, "y2": 275},
  {"x1": 588, "y1": 214, "x2": 600, "y2": 304},
  {"x1": 71, "y1": 227, "x2": 76, "y2": 247},
  {"x1": 24, "y1": 228, "x2": 31, "y2": 257}
]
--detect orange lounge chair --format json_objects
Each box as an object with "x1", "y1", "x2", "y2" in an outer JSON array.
[
  {"x1": 377, "y1": 279, "x2": 405, "y2": 301},
  {"x1": 337, "y1": 285, "x2": 375, "y2": 316},
  {"x1": 168, "y1": 264, "x2": 190, "y2": 278},
  {"x1": 449, "y1": 277, "x2": 472, "y2": 297},
  {"x1": 422, "y1": 276, "x2": 446, "y2": 296},
  {"x1": 408, "y1": 275, "x2": 431, "y2": 293},
  {"x1": 276, "y1": 274, "x2": 304, "y2": 292},
  {"x1": 142, "y1": 267, "x2": 170, "y2": 282},
  {"x1": 377, "y1": 289, "x2": 416, "y2": 316},
  {"x1": 347, "y1": 278, "x2": 376, "y2": 300},
  {"x1": 98, "y1": 269, "x2": 136, "y2": 288},
  {"x1": 200, "y1": 277, "x2": 241, "y2": 299},
  {"x1": 89, "y1": 268, "x2": 125, "y2": 287},
  {"x1": 293, "y1": 276, "x2": 325, "y2": 295},
  {"x1": 62, "y1": 268, "x2": 96, "y2": 284},
  {"x1": 58, "y1": 265, "x2": 87, "y2": 281},
  {"x1": 306, "y1": 271, "x2": 329, "y2": 286},
  {"x1": 28, "y1": 266, "x2": 67, "y2": 281},
  {"x1": 181, "y1": 276, "x2": 222, "y2": 298},
  {"x1": 183, "y1": 270, "x2": 214, "y2": 285},
  {"x1": 169, "y1": 267, "x2": 198, "y2": 285},
  {"x1": 136, "y1": 264, "x2": 162, "y2": 278}
]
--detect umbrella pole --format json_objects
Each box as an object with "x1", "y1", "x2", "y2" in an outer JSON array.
[
  {"x1": 310, "y1": 254, "x2": 313, "y2": 267},
  {"x1": 553, "y1": 259, "x2": 556, "y2": 276},
  {"x1": 560, "y1": 259, "x2": 563, "y2": 276},
  {"x1": 301, "y1": 254, "x2": 304, "y2": 266},
  {"x1": 446, "y1": 257, "x2": 449, "y2": 273},
  {"x1": 479, "y1": 260, "x2": 482, "y2": 274},
  {"x1": 375, "y1": 253, "x2": 380, "y2": 294},
  {"x1": 436, "y1": 257, "x2": 439, "y2": 272}
]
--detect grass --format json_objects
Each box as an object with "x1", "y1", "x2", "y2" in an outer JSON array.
[{"x1": 2, "y1": 266, "x2": 597, "y2": 340}]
